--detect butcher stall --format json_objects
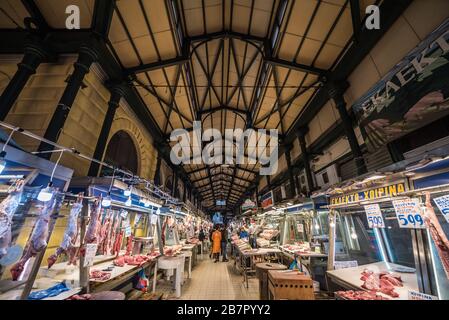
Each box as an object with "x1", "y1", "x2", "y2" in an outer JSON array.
[
  {"x1": 326, "y1": 152, "x2": 449, "y2": 300},
  {"x1": 67, "y1": 177, "x2": 164, "y2": 295},
  {"x1": 0, "y1": 140, "x2": 74, "y2": 300}
]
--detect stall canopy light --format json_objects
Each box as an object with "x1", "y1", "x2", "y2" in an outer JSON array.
[
  {"x1": 125, "y1": 196, "x2": 132, "y2": 207},
  {"x1": 37, "y1": 185, "x2": 53, "y2": 202},
  {"x1": 102, "y1": 194, "x2": 112, "y2": 208},
  {"x1": 362, "y1": 174, "x2": 386, "y2": 183},
  {"x1": 0, "y1": 159, "x2": 6, "y2": 175}
]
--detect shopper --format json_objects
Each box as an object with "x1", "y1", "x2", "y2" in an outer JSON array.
[
  {"x1": 209, "y1": 227, "x2": 214, "y2": 258},
  {"x1": 211, "y1": 225, "x2": 222, "y2": 263},
  {"x1": 220, "y1": 225, "x2": 229, "y2": 262},
  {"x1": 239, "y1": 227, "x2": 248, "y2": 239}
]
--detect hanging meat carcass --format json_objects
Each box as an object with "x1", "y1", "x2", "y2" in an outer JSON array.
[
  {"x1": 47, "y1": 195, "x2": 83, "y2": 268},
  {"x1": 97, "y1": 209, "x2": 112, "y2": 255},
  {"x1": 84, "y1": 198, "x2": 102, "y2": 244},
  {"x1": 113, "y1": 230, "x2": 124, "y2": 256},
  {"x1": 11, "y1": 187, "x2": 59, "y2": 280},
  {"x1": 424, "y1": 192, "x2": 449, "y2": 278},
  {"x1": 0, "y1": 180, "x2": 24, "y2": 259},
  {"x1": 106, "y1": 213, "x2": 120, "y2": 256}
]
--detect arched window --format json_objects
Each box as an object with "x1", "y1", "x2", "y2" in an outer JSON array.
[{"x1": 101, "y1": 131, "x2": 138, "y2": 175}]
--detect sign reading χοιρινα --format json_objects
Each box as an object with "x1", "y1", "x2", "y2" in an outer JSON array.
[{"x1": 330, "y1": 182, "x2": 406, "y2": 206}]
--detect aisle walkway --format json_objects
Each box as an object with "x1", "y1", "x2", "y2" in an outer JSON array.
[{"x1": 157, "y1": 255, "x2": 259, "y2": 300}]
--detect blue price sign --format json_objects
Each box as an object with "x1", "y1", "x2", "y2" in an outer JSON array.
[
  {"x1": 433, "y1": 195, "x2": 449, "y2": 224},
  {"x1": 392, "y1": 198, "x2": 425, "y2": 229},
  {"x1": 364, "y1": 204, "x2": 385, "y2": 228}
]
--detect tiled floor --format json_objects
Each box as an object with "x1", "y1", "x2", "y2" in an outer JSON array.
[{"x1": 155, "y1": 255, "x2": 260, "y2": 300}]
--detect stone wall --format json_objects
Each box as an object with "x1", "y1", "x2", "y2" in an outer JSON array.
[{"x1": 0, "y1": 55, "x2": 157, "y2": 180}]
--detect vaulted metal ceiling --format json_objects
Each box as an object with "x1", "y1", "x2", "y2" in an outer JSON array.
[{"x1": 0, "y1": 0, "x2": 382, "y2": 210}]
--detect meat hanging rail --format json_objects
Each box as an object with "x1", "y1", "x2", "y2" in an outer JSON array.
[{"x1": 0, "y1": 120, "x2": 178, "y2": 204}]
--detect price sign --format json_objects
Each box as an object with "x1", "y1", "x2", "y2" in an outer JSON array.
[
  {"x1": 408, "y1": 290, "x2": 438, "y2": 300},
  {"x1": 83, "y1": 243, "x2": 98, "y2": 267},
  {"x1": 120, "y1": 210, "x2": 128, "y2": 219},
  {"x1": 392, "y1": 198, "x2": 425, "y2": 229},
  {"x1": 334, "y1": 260, "x2": 358, "y2": 270},
  {"x1": 433, "y1": 195, "x2": 449, "y2": 223},
  {"x1": 297, "y1": 223, "x2": 304, "y2": 233},
  {"x1": 125, "y1": 226, "x2": 132, "y2": 237},
  {"x1": 364, "y1": 204, "x2": 385, "y2": 228}
]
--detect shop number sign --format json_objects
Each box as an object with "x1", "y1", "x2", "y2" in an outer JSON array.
[
  {"x1": 364, "y1": 204, "x2": 385, "y2": 228},
  {"x1": 392, "y1": 198, "x2": 425, "y2": 229},
  {"x1": 433, "y1": 195, "x2": 449, "y2": 223}
]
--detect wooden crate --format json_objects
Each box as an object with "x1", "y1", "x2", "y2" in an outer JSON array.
[{"x1": 268, "y1": 270, "x2": 315, "y2": 300}]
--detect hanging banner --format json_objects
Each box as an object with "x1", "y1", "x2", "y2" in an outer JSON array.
[
  {"x1": 261, "y1": 191, "x2": 274, "y2": 209},
  {"x1": 351, "y1": 19, "x2": 449, "y2": 152},
  {"x1": 330, "y1": 182, "x2": 406, "y2": 206},
  {"x1": 364, "y1": 204, "x2": 385, "y2": 228},
  {"x1": 433, "y1": 194, "x2": 449, "y2": 223},
  {"x1": 392, "y1": 198, "x2": 426, "y2": 229}
]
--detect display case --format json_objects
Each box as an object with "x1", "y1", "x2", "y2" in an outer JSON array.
[
  {"x1": 280, "y1": 202, "x2": 314, "y2": 251},
  {"x1": 323, "y1": 145, "x2": 449, "y2": 300},
  {"x1": 255, "y1": 212, "x2": 282, "y2": 248}
]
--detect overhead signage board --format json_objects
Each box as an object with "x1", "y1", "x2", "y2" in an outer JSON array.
[
  {"x1": 261, "y1": 191, "x2": 274, "y2": 209},
  {"x1": 392, "y1": 198, "x2": 426, "y2": 229},
  {"x1": 352, "y1": 19, "x2": 449, "y2": 152},
  {"x1": 330, "y1": 182, "x2": 406, "y2": 206},
  {"x1": 241, "y1": 199, "x2": 256, "y2": 211}
]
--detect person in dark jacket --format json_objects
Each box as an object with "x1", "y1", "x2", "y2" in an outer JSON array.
[
  {"x1": 220, "y1": 224, "x2": 229, "y2": 262},
  {"x1": 199, "y1": 228, "x2": 205, "y2": 242}
]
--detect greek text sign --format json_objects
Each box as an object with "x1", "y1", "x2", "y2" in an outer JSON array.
[{"x1": 330, "y1": 183, "x2": 406, "y2": 206}]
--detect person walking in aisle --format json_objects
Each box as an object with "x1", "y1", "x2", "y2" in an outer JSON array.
[
  {"x1": 211, "y1": 225, "x2": 222, "y2": 263},
  {"x1": 199, "y1": 227, "x2": 206, "y2": 256},
  {"x1": 209, "y1": 227, "x2": 214, "y2": 258},
  {"x1": 220, "y1": 224, "x2": 229, "y2": 262}
]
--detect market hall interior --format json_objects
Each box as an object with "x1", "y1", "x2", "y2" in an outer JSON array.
[{"x1": 0, "y1": 0, "x2": 449, "y2": 301}]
